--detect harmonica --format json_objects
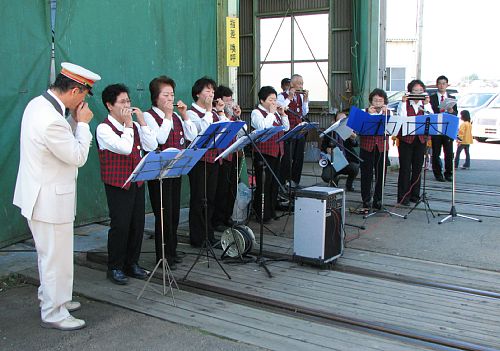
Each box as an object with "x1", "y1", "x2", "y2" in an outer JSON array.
[
  {"x1": 294, "y1": 89, "x2": 307, "y2": 94},
  {"x1": 173, "y1": 103, "x2": 179, "y2": 107},
  {"x1": 406, "y1": 93, "x2": 428, "y2": 100}
]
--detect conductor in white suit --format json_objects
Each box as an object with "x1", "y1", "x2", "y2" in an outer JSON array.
[{"x1": 13, "y1": 62, "x2": 101, "y2": 331}]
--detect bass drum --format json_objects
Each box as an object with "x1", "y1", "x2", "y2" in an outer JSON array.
[{"x1": 220, "y1": 225, "x2": 256, "y2": 258}]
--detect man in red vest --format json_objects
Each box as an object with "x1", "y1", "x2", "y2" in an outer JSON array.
[
  {"x1": 277, "y1": 74, "x2": 309, "y2": 189},
  {"x1": 96, "y1": 84, "x2": 158, "y2": 284},
  {"x1": 144, "y1": 76, "x2": 197, "y2": 270}
]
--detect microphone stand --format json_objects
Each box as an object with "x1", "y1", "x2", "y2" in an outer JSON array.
[{"x1": 438, "y1": 142, "x2": 482, "y2": 224}]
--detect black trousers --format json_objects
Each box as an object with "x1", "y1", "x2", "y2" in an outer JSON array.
[
  {"x1": 397, "y1": 139, "x2": 426, "y2": 202},
  {"x1": 188, "y1": 161, "x2": 219, "y2": 246},
  {"x1": 280, "y1": 137, "x2": 305, "y2": 185},
  {"x1": 431, "y1": 135, "x2": 454, "y2": 178},
  {"x1": 147, "y1": 177, "x2": 181, "y2": 264},
  {"x1": 321, "y1": 162, "x2": 359, "y2": 188},
  {"x1": 105, "y1": 183, "x2": 145, "y2": 271},
  {"x1": 253, "y1": 153, "x2": 280, "y2": 221},
  {"x1": 213, "y1": 158, "x2": 238, "y2": 227},
  {"x1": 360, "y1": 148, "x2": 387, "y2": 204}
]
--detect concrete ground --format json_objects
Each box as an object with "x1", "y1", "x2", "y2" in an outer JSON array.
[{"x1": 0, "y1": 139, "x2": 498, "y2": 350}]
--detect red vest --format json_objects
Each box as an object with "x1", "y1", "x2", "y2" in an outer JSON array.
[
  {"x1": 253, "y1": 107, "x2": 284, "y2": 158},
  {"x1": 359, "y1": 108, "x2": 390, "y2": 152},
  {"x1": 189, "y1": 107, "x2": 221, "y2": 164},
  {"x1": 147, "y1": 108, "x2": 185, "y2": 150},
  {"x1": 97, "y1": 119, "x2": 143, "y2": 189},
  {"x1": 399, "y1": 101, "x2": 426, "y2": 144},
  {"x1": 281, "y1": 91, "x2": 303, "y2": 129}
]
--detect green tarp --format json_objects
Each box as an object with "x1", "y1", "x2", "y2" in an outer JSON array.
[{"x1": 1, "y1": 0, "x2": 217, "y2": 247}]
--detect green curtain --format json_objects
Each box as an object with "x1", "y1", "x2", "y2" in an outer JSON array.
[
  {"x1": 55, "y1": 0, "x2": 218, "y2": 223},
  {"x1": 351, "y1": 0, "x2": 368, "y2": 108},
  {"x1": 0, "y1": 2, "x2": 52, "y2": 247}
]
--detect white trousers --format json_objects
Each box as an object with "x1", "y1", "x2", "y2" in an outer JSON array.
[{"x1": 28, "y1": 220, "x2": 73, "y2": 323}]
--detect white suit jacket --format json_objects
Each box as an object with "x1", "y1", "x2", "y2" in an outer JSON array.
[{"x1": 13, "y1": 91, "x2": 92, "y2": 223}]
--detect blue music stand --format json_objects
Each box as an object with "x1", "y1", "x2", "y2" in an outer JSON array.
[
  {"x1": 134, "y1": 148, "x2": 206, "y2": 303},
  {"x1": 184, "y1": 121, "x2": 245, "y2": 281},
  {"x1": 188, "y1": 121, "x2": 245, "y2": 150},
  {"x1": 347, "y1": 106, "x2": 402, "y2": 136},
  {"x1": 404, "y1": 113, "x2": 459, "y2": 222},
  {"x1": 277, "y1": 122, "x2": 318, "y2": 142}
]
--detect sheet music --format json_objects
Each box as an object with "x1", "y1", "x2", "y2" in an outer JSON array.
[
  {"x1": 321, "y1": 118, "x2": 353, "y2": 140},
  {"x1": 438, "y1": 98, "x2": 457, "y2": 111},
  {"x1": 332, "y1": 147, "x2": 348, "y2": 172}
]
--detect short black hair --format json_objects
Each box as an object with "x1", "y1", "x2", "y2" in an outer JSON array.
[
  {"x1": 436, "y1": 75, "x2": 449, "y2": 84},
  {"x1": 407, "y1": 79, "x2": 426, "y2": 93},
  {"x1": 149, "y1": 75, "x2": 176, "y2": 107},
  {"x1": 191, "y1": 76, "x2": 217, "y2": 101},
  {"x1": 215, "y1": 85, "x2": 233, "y2": 100},
  {"x1": 281, "y1": 78, "x2": 290, "y2": 86},
  {"x1": 258, "y1": 86, "x2": 277, "y2": 103},
  {"x1": 101, "y1": 83, "x2": 129, "y2": 112},
  {"x1": 368, "y1": 88, "x2": 388, "y2": 104},
  {"x1": 50, "y1": 74, "x2": 88, "y2": 94},
  {"x1": 460, "y1": 109, "x2": 471, "y2": 122}
]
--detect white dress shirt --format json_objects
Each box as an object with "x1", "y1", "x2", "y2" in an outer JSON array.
[
  {"x1": 277, "y1": 90, "x2": 309, "y2": 116},
  {"x1": 144, "y1": 106, "x2": 197, "y2": 145},
  {"x1": 251, "y1": 104, "x2": 290, "y2": 131},
  {"x1": 186, "y1": 102, "x2": 214, "y2": 134},
  {"x1": 96, "y1": 115, "x2": 157, "y2": 154},
  {"x1": 397, "y1": 100, "x2": 434, "y2": 117}
]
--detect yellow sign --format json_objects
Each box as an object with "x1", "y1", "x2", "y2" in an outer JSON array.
[{"x1": 226, "y1": 17, "x2": 240, "y2": 67}]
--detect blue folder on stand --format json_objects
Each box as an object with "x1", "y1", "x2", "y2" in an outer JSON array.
[
  {"x1": 189, "y1": 121, "x2": 245, "y2": 150},
  {"x1": 277, "y1": 122, "x2": 319, "y2": 142}
]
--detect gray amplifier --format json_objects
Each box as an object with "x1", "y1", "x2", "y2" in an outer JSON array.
[{"x1": 293, "y1": 186, "x2": 344, "y2": 265}]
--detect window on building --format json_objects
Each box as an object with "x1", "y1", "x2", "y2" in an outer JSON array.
[
  {"x1": 259, "y1": 13, "x2": 329, "y2": 102},
  {"x1": 386, "y1": 67, "x2": 406, "y2": 91}
]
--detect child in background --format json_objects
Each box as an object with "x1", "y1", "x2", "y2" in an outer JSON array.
[{"x1": 455, "y1": 110, "x2": 473, "y2": 169}]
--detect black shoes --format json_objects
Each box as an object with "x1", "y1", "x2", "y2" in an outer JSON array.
[
  {"x1": 409, "y1": 196, "x2": 420, "y2": 203},
  {"x1": 435, "y1": 176, "x2": 446, "y2": 182},
  {"x1": 372, "y1": 201, "x2": 382, "y2": 210},
  {"x1": 445, "y1": 175, "x2": 453, "y2": 182},
  {"x1": 362, "y1": 201, "x2": 371, "y2": 209},
  {"x1": 125, "y1": 264, "x2": 147, "y2": 280},
  {"x1": 107, "y1": 269, "x2": 129, "y2": 285}
]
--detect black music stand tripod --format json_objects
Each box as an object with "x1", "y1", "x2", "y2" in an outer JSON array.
[
  {"x1": 183, "y1": 121, "x2": 245, "y2": 281},
  {"x1": 403, "y1": 112, "x2": 458, "y2": 222},
  {"x1": 130, "y1": 149, "x2": 204, "y2": 303}
]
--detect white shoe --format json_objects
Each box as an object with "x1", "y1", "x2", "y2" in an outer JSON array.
[
  {"x1": 41, "y1": 315, "x2": 86, "y2": 331},
  {"x1": 65, "y1": 301, "x2": 81, "y2": 312}
]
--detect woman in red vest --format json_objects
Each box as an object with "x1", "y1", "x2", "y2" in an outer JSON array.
[
  {"x1": 251, "y1": 86, "x2": 290, "y2": 223},
  {"x1": 396, "y1": 79, "x2": 434, "y2": 206},
  {"x1": 96, "y1": 84, "x2": 158, "y2": 285},
  {"x1": 143, "y1": 76, "x2": 197, "y2": 270}
]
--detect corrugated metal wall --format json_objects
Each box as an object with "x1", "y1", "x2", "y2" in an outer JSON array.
[{"x1": 237, "y1": 0, "x2": 354, "y2": 129}]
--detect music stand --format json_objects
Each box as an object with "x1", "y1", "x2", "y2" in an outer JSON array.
[
  {"x1": 126, "y1": 148, "x2": 205, "y2": 303},
  {"x1": 403, "y1": 113, "x2": 459, "y2": 222},
  {"x1": 347, "y1": 107, "x2": 406, "y2": 219},
  {"x1": 220, "y1": 126, "x2": 286, "y2": 278},
  {"x1": 275, "y1": 122, "x2": 318, "y2": 231},
  {"x1": 183, "y1": 121, "x2": 245, "y2": 281}
]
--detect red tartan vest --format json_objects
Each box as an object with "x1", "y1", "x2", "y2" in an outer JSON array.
[
  {"x1": 189, "y1": 107, "x2": 221, "y2": 164},
  {"x1": 97, "y1": 119, "x2": 143, "y2": 189},
  {"x1": 359, "y1": 108, "x2": 389, "y2": 152},
  {"x1": 281, "y1": 91, "x2": 303, "y2": 129},
  {"x1": 399, "y1": 101, "x2": 426, "y2": 144},
  {"x1": 253, "y1": 107, "x2": 284, "y2": 158},
  {"x1": 147, "y1": 108, "x2": 186, "y2": 150}
]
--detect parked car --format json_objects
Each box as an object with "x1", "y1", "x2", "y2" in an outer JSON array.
[
  {"x1": 472, "y1": 94, "x2": 500, "y2": 142},
  {"x1": 457, "y1": 91, "x2": 498, "y2": 123}
]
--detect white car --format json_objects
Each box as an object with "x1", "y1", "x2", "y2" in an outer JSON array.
[
  {"x1": 458, "y1": 91, "x2": 498, "y2": 124},
  {"x1": 472, "y1": 95, "x2": 500, "y2": 142}
]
